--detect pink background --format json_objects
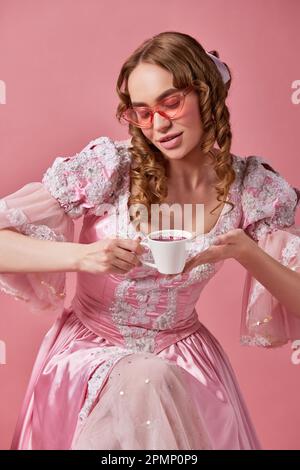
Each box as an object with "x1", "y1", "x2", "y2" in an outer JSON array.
[{"x1": 0, "y1": 0, "x2": 299, "y2": 450}]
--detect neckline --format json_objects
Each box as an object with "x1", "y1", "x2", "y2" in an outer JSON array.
[
  {"x1": 199, "y1": 194, "x2": 231, "y2": 237},
  {"x1": 121, "y1": 148, "x2": 238, "y2": 240},
  {"x1": 191, "y1": 186, "x2": 232, "y2": 239}
]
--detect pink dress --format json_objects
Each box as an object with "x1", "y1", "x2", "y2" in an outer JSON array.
[{"x1": 0, "y1": 136, "x2": 299, "y2": 450}]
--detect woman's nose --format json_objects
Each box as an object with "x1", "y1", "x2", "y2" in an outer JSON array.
[{"x1": 152, "y1": 111, "x2": 172, "y2": 130}]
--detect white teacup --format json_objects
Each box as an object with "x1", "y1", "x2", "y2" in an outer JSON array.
[{"x1": 139, "y1": 229, "x2": 194, "y2": 274}]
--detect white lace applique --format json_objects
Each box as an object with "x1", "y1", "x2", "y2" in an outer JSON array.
[
  {"x1": 21, "y1": 224, "x2": 66, "y2": 242},
  {"x1": 241, "y1": 156, "x2": 298, "y2": 241},
  {"x1": 109, "y1": 276, "x2": 167, "y2": 353},
  {"x1": 0, "y1": 202, "x2": 66, "y2": 242},
  {"x1": 4, "y1": 207, "x2": 27, "y2": 226},
  {"x1": 0, "y1": 199, "x2": 8, "y2": 212},
  {"x1": 42, "y1": 136, "x2": 128, "y2": 219},
  {"x1": 240, "y1": 335, "x2": 272, "y2": 347},
  {"x1": 281, "y1": 236, "x2": 300, "y2": 267},
  {"x1": 79, "y1": 346, "x2": 134, "y2": 421}
]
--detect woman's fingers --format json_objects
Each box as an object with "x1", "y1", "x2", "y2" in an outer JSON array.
[
  {"x1": 181, "y1": 246, "x2": 222, "y2": 273},
  {"x1": 110, "y1": 264, "x2": 128, "y2": 274},
  {"x1": 117, "y1": 238, "x2": 146, "y2": 256},
  {"x1": 112, "y1": 256, "x2": 137, "y2": 271},
  {"x1": 113, "y1": 246, "x2": 142, "y2": 268}
]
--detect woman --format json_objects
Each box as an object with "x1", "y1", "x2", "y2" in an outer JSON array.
[{"x1": 0, "y1": 31, "x2": 300, "y2": 450}]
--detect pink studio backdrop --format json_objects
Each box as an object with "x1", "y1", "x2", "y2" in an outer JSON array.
[{"x1": 0, "y1": 0, "x2": 299, "y2": 450}]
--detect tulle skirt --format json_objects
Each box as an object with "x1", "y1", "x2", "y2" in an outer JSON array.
[{"x1": 11, "y1": 308, "x2": 261, "y2": 450}]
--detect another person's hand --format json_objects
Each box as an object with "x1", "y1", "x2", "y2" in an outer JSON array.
[{"x1": 76, "y1": 238, "x2": 146, "y2": 275}]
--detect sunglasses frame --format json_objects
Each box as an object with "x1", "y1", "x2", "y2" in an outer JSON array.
[{"x1": 121, "y1": 85, "x2": 195, "y2": 129}]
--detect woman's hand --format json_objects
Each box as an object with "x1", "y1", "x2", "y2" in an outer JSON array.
[
  {"x1": 174, "y1": 228, "x2": 257, "y2": 276},
  {"x1": 76, "y1": 238, "x2": 146, "y2": 275}
]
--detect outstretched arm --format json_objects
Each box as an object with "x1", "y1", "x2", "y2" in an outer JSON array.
[
  {"x1": 181, "y1": 228, "x2": 300, "y2": 317},
  {"x1": 0, "y1": 228, "x2": 80, "y2": 273}
]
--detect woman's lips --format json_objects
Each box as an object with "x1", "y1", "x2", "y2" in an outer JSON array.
[{"x1": 159, "y1": 132, "x2": 183, "y2": 150}]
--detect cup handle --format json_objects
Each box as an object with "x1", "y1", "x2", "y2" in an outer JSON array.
[{"x1": 139, "y1": 240, "x2": 157, "y2": 269}]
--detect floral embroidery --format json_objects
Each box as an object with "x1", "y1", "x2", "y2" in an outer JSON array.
[
  {"x1": 42, "y1": 136, "x2": 129, "y2": 219},
  {"x1": 241, "y1": 156, "x2": 298, "y2": 242},
  {"x1": 108, "y1": 277, "x2": 164, "y2": 353}
]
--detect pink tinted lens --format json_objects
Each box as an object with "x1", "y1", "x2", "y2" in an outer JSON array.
[{"x1": 123, "y1": 93, "x2": 184, "y2": 127}]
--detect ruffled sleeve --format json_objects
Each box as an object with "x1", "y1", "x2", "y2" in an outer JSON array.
[
  {"x1": 0, "y1": 136, "x2": 126, "y2": 314},
  {"x1": 240, "y1": 155, "x2": 300, "y2": 347}
]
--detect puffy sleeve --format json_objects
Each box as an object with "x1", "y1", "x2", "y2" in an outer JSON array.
[
  {"x1": 0, "y1": 136, "x2": 124, "y2": 314},
  {"x1": 240, "y1": 155, "x2": 300, "y2": 347}
]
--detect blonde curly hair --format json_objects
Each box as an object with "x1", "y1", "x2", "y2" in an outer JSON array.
[{"x1": 115, "y1": 31, "x2": 235, "y2": 229}]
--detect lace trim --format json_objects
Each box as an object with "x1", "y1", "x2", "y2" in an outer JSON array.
[
  {"x1": 282, "y1": 236, "x2": 300, "y2": 266},
  {"x1": 3, "y1": 207, "x2": 27, "y2": 226},
  {"x1": 240, "y1": 334, "x2": 286, "y2": 348},
  {"x1": 79, "y1": 347, "x2": 134, "y2": 421},
  {"x1": 0, "y1": 202, "x2": 66, "y2": 242},
  {"x1": 240, "y1": 334, "x2": 272, "y2": 347}
]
